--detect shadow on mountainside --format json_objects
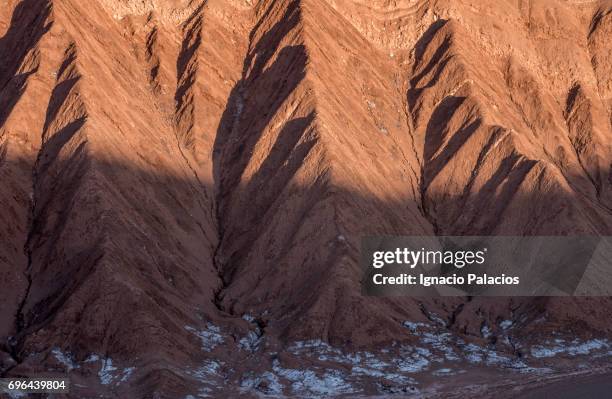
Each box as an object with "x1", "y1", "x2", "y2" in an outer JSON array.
[
  {"x1": 212, "y1": 0, "x2": 308, "y2": 299},
  {"x1": 0, "y1": 0, "x2": 53, "y2": 131},
  {"x1": 1, "y1": 152, "x2": 612, "y2": 395}
]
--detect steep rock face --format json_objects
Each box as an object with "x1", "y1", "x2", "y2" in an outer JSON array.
[
  {"x1": 213, "y1": 0, "x2": 436, "y2": 347},
  {"x1": 0, "y1": 0, "x2": 244, "y2": 394},
  {"x1": 0, "y1": 0, "x2": 53, "y2": 348},
  {"x1": 404, "y1": 0, "x2": 612, "y2": 339},
  {"x1": 0, "y1": 0, "x2": 611, "y2": 396},
  {"x1": 407, "y1": 4, "x2": 612, "y2": 237}
]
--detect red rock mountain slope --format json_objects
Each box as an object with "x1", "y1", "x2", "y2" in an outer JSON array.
[{"x1": 1, "y1": 0, "x2": 611, "y2": 397}]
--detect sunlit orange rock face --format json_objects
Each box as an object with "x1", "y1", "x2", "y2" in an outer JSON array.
[{"x1": 1, "y1": 0, "x2": 611, "y2": 397}]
